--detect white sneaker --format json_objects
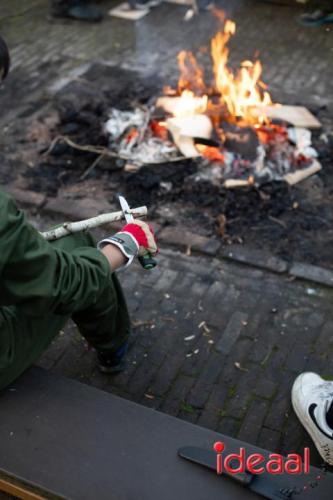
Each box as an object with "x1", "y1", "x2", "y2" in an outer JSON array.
[{"x1": 292, "y1": 372, "x2": 333, "y2": 465}]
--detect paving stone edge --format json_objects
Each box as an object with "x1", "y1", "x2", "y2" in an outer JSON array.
[{"x1": 9, "y1": 187, "x2": 333, "y2": 290}]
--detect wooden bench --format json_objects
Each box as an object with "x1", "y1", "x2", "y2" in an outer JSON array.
[{"x1": 0, "y1": 367, "x2": 332, "y2": 500}]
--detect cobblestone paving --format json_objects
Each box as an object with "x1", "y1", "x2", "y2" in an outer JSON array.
[
  {"x1": 36, "y1": 236, "x2": 333, "y2": 464},
  {"x1": 1, "y1": 0, "x2": 333, "y2": 466}
]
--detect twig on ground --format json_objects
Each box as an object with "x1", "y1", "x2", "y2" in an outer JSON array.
[
  {"x1": 80, "y1": 154, "x2": 105, "y2": 181},
  {"x1": 43, "y1": 134, "x2": 185, "y2": 165},
  {"x1": 43, "y1": 135, "x2": 124, "y2": 159},
  {"x1": 268, "y1": 215, "x2": 287, "y2": 229}
]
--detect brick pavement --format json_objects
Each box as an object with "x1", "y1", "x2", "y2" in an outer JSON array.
[
  {"x1": 0, "y1": 0, "x2": 332, "y2": 122},
  {"x1": 0, "y1": 0, "x2": 333, "y2": 471},
  {"x1": 32, "y1": 228, "x2": 333, "y2": 465}
]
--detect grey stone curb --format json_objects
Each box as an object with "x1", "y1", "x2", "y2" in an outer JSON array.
[
  {"x1": 289, "y1": 262, "x2": 333, "y2": 288},
  {"x1": 9, "y1": 188, "x2": 333, "y2": 290},
  {"x1": 158, "y1": 226, "x2": 221, "y2": 256},
  {"x1": 221, "y1": 245, "x2": 288, "y2": 274},
  {"x1": 6, "y1": 187, "x2": 47, "y2": 210}
]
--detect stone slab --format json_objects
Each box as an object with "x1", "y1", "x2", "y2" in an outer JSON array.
[{"x1": 1, "y1": 368, "x2": 332, "y2": 500}]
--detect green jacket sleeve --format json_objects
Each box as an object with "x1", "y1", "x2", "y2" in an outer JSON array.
[{"x1": 0, "y1": 190, "x2": 112, "y2": 317}]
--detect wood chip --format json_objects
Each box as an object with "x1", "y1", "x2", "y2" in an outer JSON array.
[
  {"x1": 198, "y1": 321, "x2": 211, "y2": 334},
  {"x1": 124, "y1": 163, "x2": 140, "y2": 172},
  {"x1": 184, "y1": 8, "x2": 195, "y2": 21},
  {"x1": 234, "y1": 362, "x2": 249, "y2": 372},
  {"x1": 184, "y1": 335, "x2": 196, "y2": 341},
  {"x1": 132, "y1": 319, "x2": 155, "y2": 327}
]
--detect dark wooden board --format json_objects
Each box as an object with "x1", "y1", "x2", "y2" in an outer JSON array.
[{"x1": 0, "y1": 368, "x2": 332, "y2": 500}]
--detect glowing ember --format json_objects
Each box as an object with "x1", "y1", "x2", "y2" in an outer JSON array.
[{"x1": 195, "y1": 144, "x2": 224, "y2": 163}]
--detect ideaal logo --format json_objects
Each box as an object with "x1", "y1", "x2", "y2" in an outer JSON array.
[{"x1": 214, "y1": 441, "x2": 310, "y2": 475}]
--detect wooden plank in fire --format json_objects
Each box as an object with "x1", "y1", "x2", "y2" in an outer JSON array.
[
  {"x1": 283, "y1": 158, "x2": 322, "y2": 185},
  {"x1": 224, "y1": 159, "x2": 322, "y2": 189},
  {"x1": 255, "y1": 105, "x2": 322, "y2": 129}
]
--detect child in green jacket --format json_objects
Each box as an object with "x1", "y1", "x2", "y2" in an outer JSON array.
[{"x1": 0, "y1": 36, "x2": 157, "y2": 389}]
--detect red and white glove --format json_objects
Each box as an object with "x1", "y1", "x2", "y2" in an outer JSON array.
[{"x1": 98, "y1": 220, "x2": 158, "y2": 269}]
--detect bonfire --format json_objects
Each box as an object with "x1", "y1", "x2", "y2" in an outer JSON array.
[{"x1": 104, "y1": 13, "x2": 321, "y2": 187}]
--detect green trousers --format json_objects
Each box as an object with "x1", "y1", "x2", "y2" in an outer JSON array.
[{"x1": 0, "y1": 231, "x2": 131, "y2": 390}]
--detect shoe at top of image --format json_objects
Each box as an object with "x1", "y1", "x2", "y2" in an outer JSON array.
[{"x1": 52, "y1": 3, "x2": 103, "y2": 22}]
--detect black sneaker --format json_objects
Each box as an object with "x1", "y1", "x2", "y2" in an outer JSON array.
[
  {"x1": 52, "y1": 4, "x2": 103, "y2": 22},
  {"x1": 97, "y1": 343, "x2": 128, "y2": 374},
  {"x1": 299, "y1": 10, "x2": 333, "y2": 27}
]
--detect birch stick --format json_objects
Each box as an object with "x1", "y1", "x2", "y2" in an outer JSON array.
[{"x1": 41, "y1": 206, "x2": 147, "y2": 241}]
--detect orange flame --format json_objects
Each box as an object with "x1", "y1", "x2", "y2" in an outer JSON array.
[
  {"x1": 170, "y1": 17, "x2": 272, "y2": 125},
  {"x1": 195, "y1": 144, "x2": 224, "y2": 163},
  {"x1": 172, "y1": 90, "x2": 208, "y2": 118},
  {"x1": 211, "y1": 20, "x2": 271, "y2": 123},
  {"x1": 178, "y1": 51, "x2": 206, "y2": 94}
]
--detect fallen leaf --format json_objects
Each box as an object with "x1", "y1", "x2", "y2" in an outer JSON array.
[{"x1": 216, "y1": 214, "x2": 227, "y2": 237}]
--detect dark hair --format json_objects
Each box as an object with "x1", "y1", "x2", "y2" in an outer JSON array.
[{"x1": 0, "y1": 36, "x2": 10, "y2": 81}]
